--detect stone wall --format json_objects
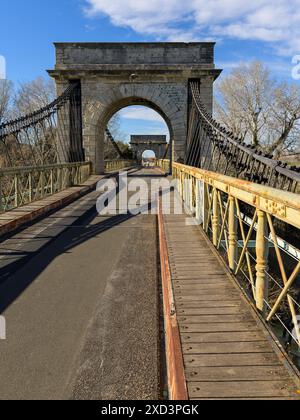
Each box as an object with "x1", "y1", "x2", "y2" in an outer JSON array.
[{"x1": 54, "y1": 43, "x2": 215, "y2": 67}]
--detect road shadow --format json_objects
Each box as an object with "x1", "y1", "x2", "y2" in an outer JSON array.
[{"x1": 0, "y1": 170, "x2": 172, "y2": 313}]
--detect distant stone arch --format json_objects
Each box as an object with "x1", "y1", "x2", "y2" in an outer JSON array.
[
  {"x1": 87, "y1": 96, "x2": 174, "y2": 173},
  {"x1": 130, "y1": 135, "x2": 168, "y2": 161}
]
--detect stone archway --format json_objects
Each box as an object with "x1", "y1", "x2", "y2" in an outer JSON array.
[
  {"x1": 48, "y1": 43, "x2": 221, "y2": 174},
  {"x1": 130, "y1": 135, "x2": 168, "y2": 161},
  {"x1": 89, "y1": 97, "x2": 174, "y2": 173}
]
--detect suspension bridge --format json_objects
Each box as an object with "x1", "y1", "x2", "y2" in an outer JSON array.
[{"x1": 0, "y1": 43, "x2": 299, "y2": 400}]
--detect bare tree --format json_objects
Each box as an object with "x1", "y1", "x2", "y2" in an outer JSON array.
[
  {"x1": 267, "y1": 83, "x2": 300, "y2": 156},
  {"x1": 13, "y1": 77, "x2": 55, "y2": 115},
  {"x1": 105, "y1": 113, "x2": 131, "y2": 159},
  {"x1": 12, "y1": 77, "x2": 57, "y2": 165},
  {"x1": 0, "y1": 80, "x2": 13, "y2": 124},
  {"x1": 108, "y1": 114, "x2": 122, "y2": 138},
  {"x1": 215, "y1": 61, "x2": 300, "y2": 156}
]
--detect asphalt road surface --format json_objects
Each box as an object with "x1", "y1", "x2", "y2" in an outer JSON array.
[{"x1": 0, "y1": 168, "x2": 163, "y2": 400}]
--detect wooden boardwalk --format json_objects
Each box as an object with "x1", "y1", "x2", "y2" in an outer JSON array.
[{"x1": 161, "y1": 201, "x2": 300, "y2": 400}]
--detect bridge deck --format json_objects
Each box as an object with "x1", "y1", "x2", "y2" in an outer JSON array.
[
  {"x1": 0, "y1": 167, "x2": 161, "y2": 400},
  {"x1": 161, "y1": 196, "x2": 300, "y2": 400}
]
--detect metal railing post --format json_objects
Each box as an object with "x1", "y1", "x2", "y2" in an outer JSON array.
[
  {"x1": 0, "y1": 177, "x2": 3, "y2": 213},
  {"x1": 40, "y1": 170, "x2": 45, "y2": 198},
  {"x1": 196, "y1": 179, "x2": 202, "y2": 224},
  {"x1": 255, "y1": 210, "x2": 269, "y2": 314},
  {"x1": 212, "y1": 188, "x2": 219, "y2": 247},
  {"x1": 68, "y1": 166, "x2": 73, "y2": 188},
  {"x1": 50, "y1": 169, "x2": 54, "y2": 195},
  {"x1": 59, "y1": 167, "x2": 62, "y2": 191},
  {"x1": 28, "y1": 172, "x2": 33, "y2": 203},
  {"x1": 179, "y1": 171, "x2": 183, "y2": 198},
  {"x1": 203, "y1": 183, "x2": 210, "y2": 231},
  {"x1": 14, "y1": 175, "x2": 19, "y2": 208},
  {"x1": 228, "y1": 196, "x2": 238, "y2": 271}
]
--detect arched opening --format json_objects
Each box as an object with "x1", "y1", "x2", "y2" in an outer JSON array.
[
  {"x1": 105, "y1": 104, "x2": 170, "y2": 167},
  {"x1": 91, "y1": 98, "x2": 173, "y2": 174},
  {"x1": 142, "y1": 150, "x2": 156, "y2": 167}
]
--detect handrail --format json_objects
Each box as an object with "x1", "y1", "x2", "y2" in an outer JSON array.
[
  {"x1": 173, "y1": 162, "x2": 300, "y2": 226},
  {"x1": 0, "y1": 161, "x2": 91, "y2": 213},
  {"x1": 0, "y1": 162, "x2": 90, "y2": 176},
  {"x1": 157, "y1": 159, "x2": 300, "y2": 362},
  {"x1": 104, "y1": 160, "x2": 136, "y2": 172}
]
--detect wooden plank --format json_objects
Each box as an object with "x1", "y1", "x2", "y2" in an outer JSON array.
[
  {"x1": 175, "y1": 284, "x2": 231, "y2": 291},
  {"x1": 183, "y1": 341, "x2": 271, "y2": 355},
  {"x1": 174, "y1": 280, "x2": 229, "y2": 287},
  {"x1": 168, "y1": 243, "x2": 213, "y2": 247},
  {"x1": 170, "y1": 251, "x2": 210, "y2": 254},
  {"x1": 179, "y1": 315, "x2": 252, "y2": 324},
  {"x1": 173, "y1": 273, "x2": 229, "y2": 278},
  {"x1": 172, "y1": 268, "x2": 227, "y2": 274},
  {"x1": 175, "y1": 284, "x2": 235, "y2": 292},
  {"x1": 173, "y1": 273, "x2": 228, "y2": 279},
  {"x1": 176, "y1": 292, "x2": 240, "y2": 301},
  {"x1": 170, "y1": 262, "x2": 222, "y2": 268},
  {"x1": 180, "y1": 322, "x2": 260, "y2": 333},
  {"x1": 181, "y1": 331, "x2": 267, "y2": 343},
  {"x1": 171, "y1": 267, "x2": 222, "y2": 272},
  {"x1": 188, "y1": 381, "x2": 298, "y2": 399},
  {"x1": 185, "y1": 366, "x2": 291, "y2": 382},
  {"x1": 176, "y1": 300, "x2": 243, "y2": 309},
  {"x1": 177, "y1": 307, "x2": 249, "y2": 316},
  {"x1": 168, "y1": 246, "x2": 206, "y2": 250},
  {"x1": 184, "y1": 353, "x2": 281, "y2": 367},
  {"x1": 169, "y1": 242, "x2": 206, "y2": 244},
  {"x1": 169, "y1": 256, "x2": 218, "y2": 260},
  {"x1": 174, "y1": 279, "x2": 229, "y2": 284},
  {"x1": 168, "y1": 253, "x2": 215, "y2": 256},
  {"x1": 172, "y1": 275, "x2": 230, "y2": 281}
]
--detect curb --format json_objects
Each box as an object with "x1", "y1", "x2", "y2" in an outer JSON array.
[
  {"x1": 157, "y1": 198, "x2": 188, "y2": 401},
  {"x1": 0, "y1": 177, "x2": 100, "y2": 238}
]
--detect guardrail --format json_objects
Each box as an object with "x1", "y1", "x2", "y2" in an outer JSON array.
[
  {"x1": 156, "y1": 159, "x2": 171, "y2": 173},
  {"x1": 158, "y1": 160, "x2": 300, "y2": 362},
  {"x1": 105, "y1": 160, "x2": 136, "y2": 172},
  {"x1": 0, "y1": 162, "x2": 92, "y2": 213}
]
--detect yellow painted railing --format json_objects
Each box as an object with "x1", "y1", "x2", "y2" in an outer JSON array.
[
  {"x1": 0, "y1": 162, "x2": 92, "y2": 213},
  {"x1": 0, "y1": 160, "x2": 135, "y2": 213},
  {"x1": 105, "y1": 160, "x2": 135, "y2": 173},
  {"x1": 156, "y1": 159, "x2": 171, "y2": 173},
  {"x1": 158, "y1": 160, "x2": 300, "y2": 355}
]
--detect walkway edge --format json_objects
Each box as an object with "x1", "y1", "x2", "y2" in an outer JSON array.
[
  {"x1": 158, "y1": 198, "x2": 188, "y2": 401},
  {"x1": 0, "y1": 176, "x2": 101, "y2": 237},
  {"x1": 0, "y1": 167, "x2": 135, "y2": 238}
]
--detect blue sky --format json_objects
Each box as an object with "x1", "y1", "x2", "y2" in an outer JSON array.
[{"x1": 1, "y1": 0, "x2": 300, "y2": 146}]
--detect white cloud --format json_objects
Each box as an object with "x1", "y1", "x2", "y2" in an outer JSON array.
[
  {"x1": 85, "y1": 0, "x2": 300, "y2": 55},
  {"x1": 118, "y1": 106, "x2": 166, "y2": 123}
]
